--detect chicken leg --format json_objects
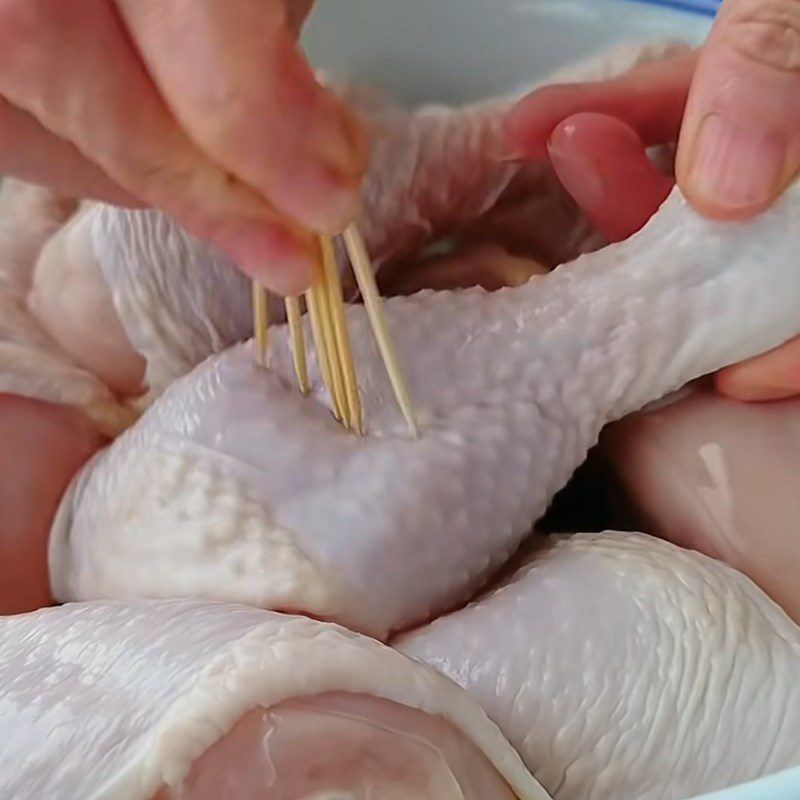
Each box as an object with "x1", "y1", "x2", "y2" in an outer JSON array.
[
  {"x1": 51, "y1": 183, "x2": 800, "y2": 639},
  {"x1": 398, "y1": 532, "x2": 800, "y2": 800},
  {"x1": 0, "y1": 600, "x2": 545, "y2": 800}
]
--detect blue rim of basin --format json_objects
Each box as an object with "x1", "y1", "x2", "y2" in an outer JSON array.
[{"x1": 627, "y1": 0, "x2": 721, "y2": 15}]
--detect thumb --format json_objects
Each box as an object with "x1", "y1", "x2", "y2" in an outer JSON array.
[{"x1": 676, "y1": 0, "x2": 800, "y2": 220}]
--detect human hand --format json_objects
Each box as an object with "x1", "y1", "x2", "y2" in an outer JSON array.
[
  {"x1": 506, "y1": 0, "x2": 800, "y2": 401},
  {"x1": 0, "y1": 393, "x2": 104, "y2": 615},
  {"x1": 0, "y1": 0, "x2": 365, "y2": 295}
]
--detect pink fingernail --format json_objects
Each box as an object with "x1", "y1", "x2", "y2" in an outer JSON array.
[
  {"x1": 687, "y1": 115, "x2": 785, "y2": 210},
  {"x1": 273, "y1": 164, "x2": 362, "y2": 236},
  {"x1": 222, "y1": 223, "x2": 314, "y2": 296},
  {"x1": 304, "y1": 167, "x2": 362, "y2": 234},
  {"x1": 547, "y1": 138, "x2": 606, "y2": 208}
]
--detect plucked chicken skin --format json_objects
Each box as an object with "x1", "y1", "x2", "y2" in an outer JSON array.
[
  {"x1": 398, "y1": 531, "x2": 800, "y2": 800},
  {"x1": 51, "y1": 181, "x2": 800, "y2": 639},
  {"x1": 2, "y1": 534, "x2": 800, "y2": 800},
  {"x1": 0, "y1": 600, "x2": 543, "y2": 800}
]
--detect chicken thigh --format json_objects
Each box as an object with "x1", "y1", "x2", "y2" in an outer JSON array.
[
  {"x1": 0, "y1": 600, "x2": 545, "y2": 800},
  {"x1": 398, "y1": 531, "x2": 800, "y2": 800},
  {"x1": 51, "y1": 183, "x2": 800, "y2": 639},
  {"x1": 4, "y1": 537, "x2": 799, "y2": 800}
]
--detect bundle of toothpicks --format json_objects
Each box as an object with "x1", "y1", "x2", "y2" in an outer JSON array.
[{"x1": 251, "y1": 224, "x2": 418, "y2": 437}]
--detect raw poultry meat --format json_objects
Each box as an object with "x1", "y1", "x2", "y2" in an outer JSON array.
[
  {"x1": 602, "y1": 385, "x2": 800, "y2": 625},
  {"x1": 25, "y1": 97, "x2": 569, "y2": 402},
  {"x1": 24, "y1": 40, "x2": 687, "y2": 403},
  {"x1": 0, "y1": 599, "x2": 545, "y2": 800},
  {"x1": 3, "y1": 543, "x2": 799, "y2": 800},
  {"x1": 398, "y1": 531, "x2": 800, "y2": 800},
  {"x1": 51, "y1": 182, "x2": 800, "y2": 640},
  {"x1": 3, "y1": 35, "x2": 800, "y2": 800},
  {"x1": 0, "y1": 180, "x2": 135, "y2": 435}
]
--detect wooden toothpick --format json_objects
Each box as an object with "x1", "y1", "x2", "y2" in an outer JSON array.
[
  {"x1": 251, "y1": 280, "x2": 269, "y2": 366},
  {"x1": 342, "y1": 225, "x2": 419, "y2": 437},
  {"x1": 284, "y1": 295, "x2": 309, "y2": 394}
]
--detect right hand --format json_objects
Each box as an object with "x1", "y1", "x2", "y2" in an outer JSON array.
[
  {"x1": 506, "y1": 0, "x2": 800, "y2": 402},
  {"x1": 0, "y1": 0, "x2": 366, "y2": 295}
]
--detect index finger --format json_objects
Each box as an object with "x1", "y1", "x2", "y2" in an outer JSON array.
[{"x1": 116, "y1": 0, "x2": 368, "y2": 235}]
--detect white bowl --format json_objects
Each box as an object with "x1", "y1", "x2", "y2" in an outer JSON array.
[
  {"x1": 304, "y1": 3, "x2": 800, "y2": 800},
  {"x1": 303, "y1": 0, "x2": 712, "y2": 103}
]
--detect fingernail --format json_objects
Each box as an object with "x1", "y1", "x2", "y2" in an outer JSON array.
[
  {"x1": 222, "y1": 222, "x2": 315, "y2": 295},
  {"x1": 275, "y1": 163, "x2": 362, "y2": 235},
  {"x1": 715, "y1": 367, "x2": 800, "y2": 402},
  {"x1": 547, "y1": 137, "x2": 606, "y2": 208},
  {"x1": 309, "y1": 165, "x2": 362, "y2": 233},
  {"x1": 686, "y1": 114, "x2": 785, "y2": 211}
]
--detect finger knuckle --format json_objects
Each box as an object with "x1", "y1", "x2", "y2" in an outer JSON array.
[
  {"x1": 724, "y1": 0, "x2": 800, "y2": 73},
  {"x1": 110, "y1": 150, "x2": 190, "y2": 201}
]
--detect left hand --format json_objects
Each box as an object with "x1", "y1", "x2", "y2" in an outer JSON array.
[
  {"x1": 0, "y1": 0, "x2": 362, "y2": 296},
  {"x1": 505, "y1": 19, "x2": 800, "y2": 403}
]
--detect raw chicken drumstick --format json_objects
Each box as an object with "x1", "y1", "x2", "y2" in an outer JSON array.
[
  {"x1": 0, "y1": 599, "x2": 545, "y2": 800},
  {"x1": 398, "y1": 531, "x2": 800, "y2": 800},
  {"x1": 52, "y1": 182, "x2": 800, "y2": 639}
]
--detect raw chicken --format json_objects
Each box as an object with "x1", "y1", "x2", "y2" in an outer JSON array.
[
  {"x1": 5, "y1": 538, "x2": 799, "y2": 800},
  {"x1": 0, "y1": 599, "x2": 546, "y2": 800},
  {"x1": 27, "y1": 95, "x2": 522, "y2": 401},
  {"x1": 0, "y1": 179, "x2": 134, "y2": 436},
  {"x1": 602, "y1": 385, "x2": 800, "y2": 625},
  {"x1": 26, "y1": 40, "x2": 687, "y2": 403},
  {"x1": 398, "y1": 531, "x2": 800, "y2": 800},
  {"x1": 51, "y1": 183, "x2": 800, "y2": 639},
  {"x1": 0, "y1": 40, "x2": 688, "y2": 618},
  {"x1": 0, "y1": 181, "x2": 123, "y2": 615}
]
